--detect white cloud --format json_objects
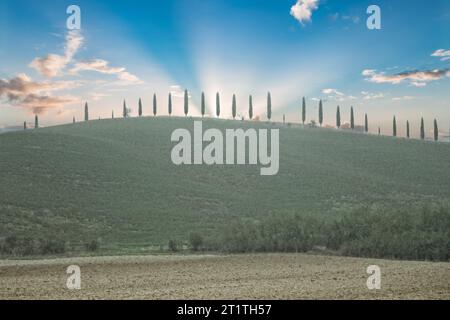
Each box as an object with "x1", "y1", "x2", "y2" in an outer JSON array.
[
  {"x1": 70, "y1": 59, "x2": 142, "y2": 85},
  {"x1": 169, "y1": 85, "x2": 191, "y2": 98},
  {"x1": 0, "y1": 73, "x2": 80, "y2": 113},
  {"x1": 29, "y1": 31, "x2": 84, "y2": 77},
  {"x1": 320, "y1": 88, "x2": 356, "y2": 102},
  {"x1": 290, "y1": 0, "x2": 319, "y2": 25},
  {"x1": 361, "y1": 91, "x2": 384, "y2": 100},
  {"x1": 322, "y1": 88, "x2": 343, "y2": 96},
  {"x1": 392, "y1": 96, "x2": 415, "y2": 101},
  {"x1": 362, "y1": 68, "x2": 450, "y2": 87},
  {"x1": 431, "y1": 49, "x2": 450, "y2": 61}
]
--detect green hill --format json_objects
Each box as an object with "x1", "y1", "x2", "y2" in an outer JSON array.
[{"x1": 1, "y1": 117, "x2": 449, "y2": 252}]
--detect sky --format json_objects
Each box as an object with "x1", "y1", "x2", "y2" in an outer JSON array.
[{"x1": 0, "y1": 0, "x2": 449, "y2": 138}]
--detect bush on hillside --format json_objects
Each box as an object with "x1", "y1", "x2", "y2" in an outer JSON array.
[
  {"x1": 211, "y1": 206, "x2": 450, "y2": 261},
  {"x1": 188, "y1": 233, "x2": 204, "y2": 251}
]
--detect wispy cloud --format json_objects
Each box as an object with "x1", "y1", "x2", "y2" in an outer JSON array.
[
  {"x1": 290, "y1": 0, "x2": 319, "y2": 25},
  {"x1": 322, "y1": 88, "x2": 343, "y2": 96},
  {"x1": 321, "y1": 88, "x2": 356, "y2": 102},
  {"x1": 342, "y1": 15, "x2": 360, "y2": 24},
  {"x1": 361, "y1": 91, "x2": 384, "y2": 100},
  {"x1": 0, "y1": 73, "x2": 79, "y2": 113},
  {"x1": 362, "y1": 68, "x2": 450, "y2": 87},
  {"x1": 392, "y1": 96, "x2": 415, "y2": 101},
  {"x1": 169, "y1": 85, "x2": 191, "y2": 98},
  {"x1": 29, "y1": 31, "x2": 84, "y2": 77},
  {"x1": 70, "y1": 59, "x2": 142, "y2": 85},
  {"x1": 431, "y1": 49, "x2": 450, "y2": 61}
]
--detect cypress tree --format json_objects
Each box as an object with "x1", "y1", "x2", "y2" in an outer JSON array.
[
  {"x1": 123, "y1": 100, "x2": 127, "y2": 118},
  {"x1": 201, "y1": 92, "x2": 205, "y2": 117},
  {"x1": 232, "y1": 94, "x2": 237, "y2": 119},
  {"x1": 168, "y1": 93, "x2": 172, "y2": 116},
  {"x1": 336, "y1": 105, "x2": 341, "y2": 128},
  {"x1": 216, "y1": 92, "x2": 220, "y2": 117},
  {"x1": 267, "y1": 92, "x2": 272, "y2": 121},
  {"x1": 138, "y1": 98, "x2": 143, "y2": 117},
  {"x1": 364, "y1": 114, "x2": 368, "y2": 133},
  {"x1": 283, "y1": 114, "x2": 286, "y2": 124},
  {"x1": 350, "y1": 107, "x2": 354, "y2": 130},
  {"x1": 35, "y1": 115, "x2": 39, "y2": 128},
  {"x1": 73, "y1": 116, "x2": 75, "y2": 124},
  {"x1": 434, "y1": 119, "x2": 438, "y2": 141},
  {"x1": 393, "y1": 116, "x2": 397, "y2": 137},
  {"x1": 184, "y1": 90, "x2": 189, "y2": 116},
  {"x1": 420, "y1": 117, "x2": 425, "y2": 140},
  {"x1": 378, "y1": 127, "x2": 381, "y2": 135},
  {"x1": 24, "y1": 121, "x2": 27, "y2": 130},
  {"x1": 112, "y1": 110, "x2": 114, "y2": 119},
  {"x1": 84, "y1": 102, "x2": 89, "y2": 121},
  {"x1": 318, "y1": 100, "x2": 323, "y2": 126},
  {"x1": 406, "y1": 121, "x2": 410, "y2": 138},
  {"x1": 153, "y1": 94, "x2": 157, "y2": 116},
  {"x1": 249, "y1": 95, "x2": 253, "y2": 120},
  {"x1": 302, "y1": 97, "x2": 306, "y2": 125}
]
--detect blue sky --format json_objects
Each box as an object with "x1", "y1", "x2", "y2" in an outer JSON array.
[{"x1": 0, "y1": 0, "x2": 449, "y2": 138}]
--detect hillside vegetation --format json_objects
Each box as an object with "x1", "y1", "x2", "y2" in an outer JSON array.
[{"x1": 0, "y1": 117, "x2": 449, "y2": 256}]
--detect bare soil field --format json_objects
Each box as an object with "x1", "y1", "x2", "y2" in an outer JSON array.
[{"x1": 0, "y1": 253, "x2": 449, "y2": 300}]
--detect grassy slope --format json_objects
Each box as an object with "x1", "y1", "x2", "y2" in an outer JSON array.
[{"x1": 1, "y1": 117, "x2": 449, "y2": 250}]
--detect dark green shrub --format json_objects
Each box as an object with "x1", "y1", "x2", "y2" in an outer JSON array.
[
  {"x1": 85, "y1": 239, "x2": 99, "y2": 252},
  {"x1": 188, "y1": 233, "x2": 203, "y2": 251},
  {"x1": 168, "y1": 239, "x2": 179, "y2": 252}
]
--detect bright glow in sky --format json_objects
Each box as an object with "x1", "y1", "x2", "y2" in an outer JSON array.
[{"x1": 0, "y1": 0, "x2": 449, "y2": 138}]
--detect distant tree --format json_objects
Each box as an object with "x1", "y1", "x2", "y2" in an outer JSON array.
[
  {"x1": 318, "y1": 100, "x2": 323, "y2": 127},
  {"x1": 420, "y1": 117, "x2": 425, "y2": 140},
  {"x1": 267, "y1": 92, "x2": 272, "y2": 121},
  {"x1": 232, "y1": 94, "x2": 237, "y2": 119},
  {"x1": 153, "y1": 94, "x2": 157, "y2": 116},
  {"x1": 302, "y1": 97, "x2": 306, "y2": 125},
  {"x1": 249, "y1": 95, "x2": 253, "y2": 120},
  {"x1": 336, "y1": 105, "x2": 341, "y2": 128},
  {"x1": 184, "y1": 90, "x2": 189, "y2": 116},
  {"x1": 434, "y1": 119, "x2": 439, "y2": 141},
  {"x1": 138, "y1": 98, "x2": 143, "y2": 117},
  {"x1": 85, "y1": 240, "x2": 99, "y2": 252},
  {"x1": 364, "y1": 114, "x2": 368, "y2": 133},
  {"x1": 168, "y1": 93, "x2": 172, "y2": 116},
  {"x1": 84, "y1": 102, "x2": 89, "y2": 121},
  {"x1": 123, "y1": 100, "x2": 128, "y2": 118},
  {"x1": 201, "y1": 92, "x2": 205, "y2": 117},
  {"x1": 24, "y1": 121, "x2": 27, "y2": 130},
  {"x1": 393, "y1": 116, "x2": 397, "y2": 137},
  {"x1": 350, "y1": 107, "x2": 354, "y2": 130},
  {"x1": 73, "y1": 116, "x2": 75, "y2": 124},
  {"x1": 378, "y1": 127, "x2": 381, "y2": 135},
  {"x1": 168, "y1": 239, "x2": 179, "y2": 252},
  {"x1": 188, "y1": 233, "x2": 203, "y2": 251},
  {"x1": 112, "y1": 110, "x2": 114, "y2": 119},
  {"x1": 283, "y1": 114, "x2": 286, "y2": 124},
  {"x1": 216, "y1": 92, "x2": 220, "y2": 117},
  {"x1": 406, "y1": 120, "x2": 410, "y2": 138},
  {"x1": 35, "y1": 115, "x2": 39, "y2": 129}
]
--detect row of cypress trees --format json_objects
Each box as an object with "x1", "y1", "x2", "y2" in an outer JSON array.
[
  {"x1": 27, "y1": 92, "x2": 441, "y2": 141},
  {"x1": 305, "y1": 98, "x2": 440, "y2": 141},
  {"x1": 95, "y1": 91, "x2": 274, "y2": 120},
  {"x1": 23, "y1": 115, "x2": 39, "y2": 129}
]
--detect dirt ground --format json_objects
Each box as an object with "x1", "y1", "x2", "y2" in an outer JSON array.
[{"x1": 0, "y1": 253, "x2": 448, "y2": 299}]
